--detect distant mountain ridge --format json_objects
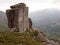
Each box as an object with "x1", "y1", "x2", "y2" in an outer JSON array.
[
  {"x1": 29, "y1": 8, "x2": 60, "y2": 34},
  {"x1": 0, "y1": 11, "x2": 8, "y2": 31}
]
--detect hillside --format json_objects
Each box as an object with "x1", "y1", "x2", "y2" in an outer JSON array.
[
  {"x1": 29, "y1": 8, "x2": 60, "y2": 34},
  {"x1": 0, "y1": 11, "x2": 8, "y2": 31},
  {"x1": 0, "y1": 9, "x2": 60, "y2": 45},
  {"x1": 0, "y1": 30, "x2": 42, "y2": 45},
  {"x1": 0, "y1": 29, "x2": 59, "y2": 45}
]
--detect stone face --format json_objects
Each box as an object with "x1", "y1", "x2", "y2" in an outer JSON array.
[
  {"x1": 6, "y1": 3, "x2": 30, "y2": 32},
  {"x1": 29, "y1": 18, "x2": 32, "y2": 29},
  {"x1": 37, "y1": 32, "x2": 50, "y2": 42},
  {"x1": 37, "y1": 33, "x2": 47, "y2": 42}
]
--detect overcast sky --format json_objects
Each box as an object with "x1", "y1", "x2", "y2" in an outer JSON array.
[{"x1": 0, "y1": 0, "x2": 60, "y2": 12}]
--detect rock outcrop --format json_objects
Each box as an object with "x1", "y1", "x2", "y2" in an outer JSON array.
[
  {"x1": 36, "y1": 31, "x2": 60, "y2": 45},
  {"x1": 6, "y1": 3, "x2": 32, "y2": 32}
]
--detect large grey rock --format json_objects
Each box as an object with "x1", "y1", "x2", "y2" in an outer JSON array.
[{"x1": 6, "y1": 3, "x2": 29, "y2": 32}]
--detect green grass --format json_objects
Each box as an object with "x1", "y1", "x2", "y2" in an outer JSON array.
[{"x1": 0, "y1": 30, "x2": 42, "y2": 45}]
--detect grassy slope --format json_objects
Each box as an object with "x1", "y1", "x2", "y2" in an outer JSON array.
[{"x1": 0, "y1": 30, "x2": 42, "y2": 45}]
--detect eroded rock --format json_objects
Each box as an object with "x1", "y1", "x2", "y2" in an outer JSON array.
[{"x1": 6, "y1": 3, "x2": 30, "y2": 32}]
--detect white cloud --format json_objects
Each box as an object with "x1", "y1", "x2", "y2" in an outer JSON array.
[
  {"x1": 52, "y1": 0, "x2": 60, "y2": 3},
  {"x1": 0, "y1": 0, "x2": 60, "y2": 12}
]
